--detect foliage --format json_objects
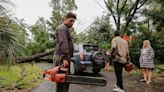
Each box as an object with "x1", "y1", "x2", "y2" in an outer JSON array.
[
  {"x1": 130, "y1": 28, "x2": 164, "y2": 66},
  {"x1": 0, "y1": 16, "x2": 25, "y2": 64},
  {"x1": 77, "y1": 14, "x2": 113, "y2": 49},
  {"x1": 0, "y1": 0, "x2": 163, "y2": 65},
  {"x1": 70, "y1": 28, "x2": 78, "y2": 43},
  {"x1": 1, "y1": 0, "x2": 78, "y2": 63},
  {"x1": 152, "y1": 31, "x2": 164, "y2": 64},
  {"x1": 104, "y1": 0, "x2": 149, "y2": 35},
  {"x1": 0, "y1": 0, "x2": 14, "y2": 16},
  {"x1": 0, "y1": 63, "x2": 43, "y2": 90},
  {"x1": 49, "y1": 0, "x2": 77, "y2": 29},
  {"x1": 129, "y1": 0, "x2": 164, "y2": 65},
  {"x1": 48, "y1": 0, "x2": 77, "y2": 47},
  {"x1": 0, "y1": 1, "x2": 25, "y2": 64},
  {"x1": 0, "y1": 64, "x2": 21, "y2": 87},
  {"x1": 24, "y1": 17, "x2": 53, "y2": 55},
  {"x1": 146, "y1": 0, "x2": 164, "y2": 32}
]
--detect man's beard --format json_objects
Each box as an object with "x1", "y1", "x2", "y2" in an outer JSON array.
[{"x1": 68, "y1": 25, "x2": 72, "y2": 28}]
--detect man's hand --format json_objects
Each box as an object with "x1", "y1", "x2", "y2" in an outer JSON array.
[
  {"x1": 110, "y1": 48, "x2": 117, "y2": 58},
  {"x1": 104, "y1": 62, "x2": 109, "y2": 71}
]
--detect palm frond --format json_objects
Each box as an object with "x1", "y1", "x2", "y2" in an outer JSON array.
[
  {"x1": 0, "y1": 0, "x2": 14, "y2": 16},
  {"x1": 0, "y1": 27, "x2": 24, "y2": 63}
]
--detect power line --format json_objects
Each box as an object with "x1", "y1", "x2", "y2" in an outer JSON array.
[
  {"x1": 77, "y1": 21, "x2": 95, "y2": 35},
  {"x1": 76, "y1": 0, "x2": 108, "y2": 35},
  {"x1": 94, "y1": 0, "x2": 107, "y2": 12}
]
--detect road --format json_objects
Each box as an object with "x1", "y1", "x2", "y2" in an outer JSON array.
[
  {"x1": 30, "y1": 63, "x2": 164, "y2": 92},
  {"x1": 69, "y1": 71, "x2": 115, "y2": 92},
  {"x1": 31, "y1": 63, "x2": 115, "y2": 92}
]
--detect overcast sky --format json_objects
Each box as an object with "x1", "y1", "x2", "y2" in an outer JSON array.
[{"x1": 13, "y1": 0, "x2": 107, "y2": 33}]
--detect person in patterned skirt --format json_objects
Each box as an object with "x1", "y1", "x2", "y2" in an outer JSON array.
[{"x1": 139, "y1": 40, "x2": 155, "y2": 84}]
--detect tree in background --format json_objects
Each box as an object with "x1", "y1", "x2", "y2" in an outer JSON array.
[
  {"x1": 49, "y1": 0, "x2": 77, "y2": 29},
  {"x1": 104, "y1": 0, "x2": 148, "y2": 36},
  {"x1": 25, "y1": 17, "x2": 52, "y2": 55},
  {"x1": 0, "y1": 0, "x2": 14, "y2": 16},
  {"x1": 144, "y1": 0, "x2": 164, "y2": 64},
  {"x1": 0, "y1": 0, "x2": 25, "y2": 64},
  {"x1": 17, "y1": 0, "x2": 78, "y2": 62},
  {"x1": 129, "y1": 0, "x2": 164, "y2": 65},
  {"x1": 77, "y1": 14, "x2": 113, "y2": 49},
  {"x1": 47, "y1": 0, "x2": 77, "y2": 45},
  {"x1": 1, "y1": 0, "x2": 163, "y2": 64}
]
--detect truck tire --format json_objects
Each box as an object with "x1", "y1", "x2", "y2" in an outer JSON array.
[
  {"x1": 92, "y1": 68, "x2": 100, "y2": 74},
  {"x1": 92, "y1": 51, "x2": 104, "y2": 63}
]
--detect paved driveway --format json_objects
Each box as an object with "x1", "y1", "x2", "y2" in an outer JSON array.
[
  {"x1": 31, "y1": 63, "x2": 115, "y2": 92},
  {"x1": 31, "y1": 63, "x2": 164, "y2": 92}
]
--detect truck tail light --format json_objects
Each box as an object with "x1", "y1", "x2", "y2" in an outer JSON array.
[{"x1": 80, "y1": 52, "x2": 84, "y2": 60}]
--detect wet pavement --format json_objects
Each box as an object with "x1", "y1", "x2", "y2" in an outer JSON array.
[
  {"x1": 31, "y1": 63, "x2": 56, "y2": 92},
  {"x1": 30, "y1": 63, "x2": 164, "y2": 92},
  {"x1": 69, "y1": 71, "x2": 115, "y2": 92},
  {"x1": 31, "y1": 63, "x2": 115, "y2": 92}
]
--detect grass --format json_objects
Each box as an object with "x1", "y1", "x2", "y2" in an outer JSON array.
[
  {"x1": 105, "y1": 64, "x2": 164, "y2": 78},
  {"x1": 154, "y1": 64, "x2": 164, "y2": 78},
  {"x1": 156, "y1": 64, "x2": 164, "y2": 70},
  {"x1": 0, "y1": 63, "x2": 43, "y2": 91},
  {"x1": 128, "y1": 64, "x2": 164, "y2": 79},
  {"x1": 0, "y1": 65, "x2": 21, "y2": 88}
]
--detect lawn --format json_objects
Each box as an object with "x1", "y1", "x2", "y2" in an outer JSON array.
[{"x1": 0, "y1": 63, "x2": 43, "y2": 91}]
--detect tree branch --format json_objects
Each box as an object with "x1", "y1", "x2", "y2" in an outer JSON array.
[
  {"x1": 116, "y1": 0, "x2": 120, "y2": 31},
  {"x1": 123, "y1": 0, "x2": 140, "y2": 36},
  {"x1": 117, "y1": 0, "x2": 128, "y2": 31},
  {"x1": 128, "y1": 0, "x2": 139, "y2": 17},
  {"x1": 104, "y1": 0, "x2": 118, "y2": 29},
  {"x1": 137, "y1": 0, "x2": 148, "y2": 9},
  {"x1": 120, "y1": 0, "x2": 128, "y2": 14},
  {"x1": 123, "y1": 0, "x2": 148, "y2": 36},
  {"x1": 117, "y1": 0, "x2": 120, "y2": 14}
]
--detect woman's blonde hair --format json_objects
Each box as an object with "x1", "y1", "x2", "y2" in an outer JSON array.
[{"x1": 143, "y1": 40, "x2": 151, "y2": 48}]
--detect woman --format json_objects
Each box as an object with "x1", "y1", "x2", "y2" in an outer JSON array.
[{"x1": 139, "y1": 40, "x2": 155, "y2": 84}]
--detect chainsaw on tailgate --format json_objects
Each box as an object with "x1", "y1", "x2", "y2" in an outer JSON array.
[{"x1": 43, "y1": 65, "x2": 107, "y2": 86}]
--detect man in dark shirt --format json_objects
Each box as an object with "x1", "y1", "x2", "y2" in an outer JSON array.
[
  {"x1": 54, "y1": 12, "x2": 76, "y2": 67},
  {"x1": 53, "y1": 12, "x2": 76, "y2": 92}
]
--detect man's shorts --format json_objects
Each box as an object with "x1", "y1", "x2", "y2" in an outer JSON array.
[{"x1": 53, "y1": 55, "x2": 63, "y2": 66}]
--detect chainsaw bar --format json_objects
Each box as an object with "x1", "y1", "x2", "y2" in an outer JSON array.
[{"x1": 66, "y1": 75, "x2": 107, "y2": 86}]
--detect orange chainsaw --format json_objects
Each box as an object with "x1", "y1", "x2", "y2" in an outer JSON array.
[{"x1": 43, "y1": 66, "x2": 107, "y2": 86}]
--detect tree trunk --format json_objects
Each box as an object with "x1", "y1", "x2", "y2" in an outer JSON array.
[{"x1": 17, "y1": 49, "x2": 54, "y2": 63}]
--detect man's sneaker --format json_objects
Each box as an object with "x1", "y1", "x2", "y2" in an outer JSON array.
[
  {"x1": 114, "y1": 84, "x2": 118, "y2": 88},
  {"x1": 139, "y1": 79, "x2": 146, "y2": 82},
  {"x1": 113, "y1": 87, "x2": 125, "y2": 92}
]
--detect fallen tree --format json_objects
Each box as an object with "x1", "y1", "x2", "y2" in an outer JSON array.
[{"x1": 17, "y1": 49, "x2": 54, "y2": 63}]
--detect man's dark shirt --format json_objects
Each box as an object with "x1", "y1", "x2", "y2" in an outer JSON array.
[{"x1": 54, "y1": 23, "x2": 74, "y2": 59}]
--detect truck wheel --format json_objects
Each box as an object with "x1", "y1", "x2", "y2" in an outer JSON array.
[
  {"x1": 70, "y1": 62, "x2": 77, "y2": 75},
  {"x1": 92, "y1": 68, "x2": 100, "y2": 74},
  {"x1": 92, "y1": 51, "x2": 104, "y2": 62}
]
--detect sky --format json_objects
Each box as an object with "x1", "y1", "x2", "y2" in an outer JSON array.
[
  {"x1": 14, "y1": 0, "x2": 52, "y2": 24},
  {"x1": 13, "y1": 0, "x2": 107, "y2": 34},
  {"x1": 75, "y1": 0, "x2": 107, "y2": 33}
]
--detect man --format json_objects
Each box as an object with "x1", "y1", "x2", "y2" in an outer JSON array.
[
  {"x1": 110, "y1": 31, "x2": 130, "y2": 92},
  {"x1": 53, "y1": 12, "x2": 76, "y2": 92}
]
